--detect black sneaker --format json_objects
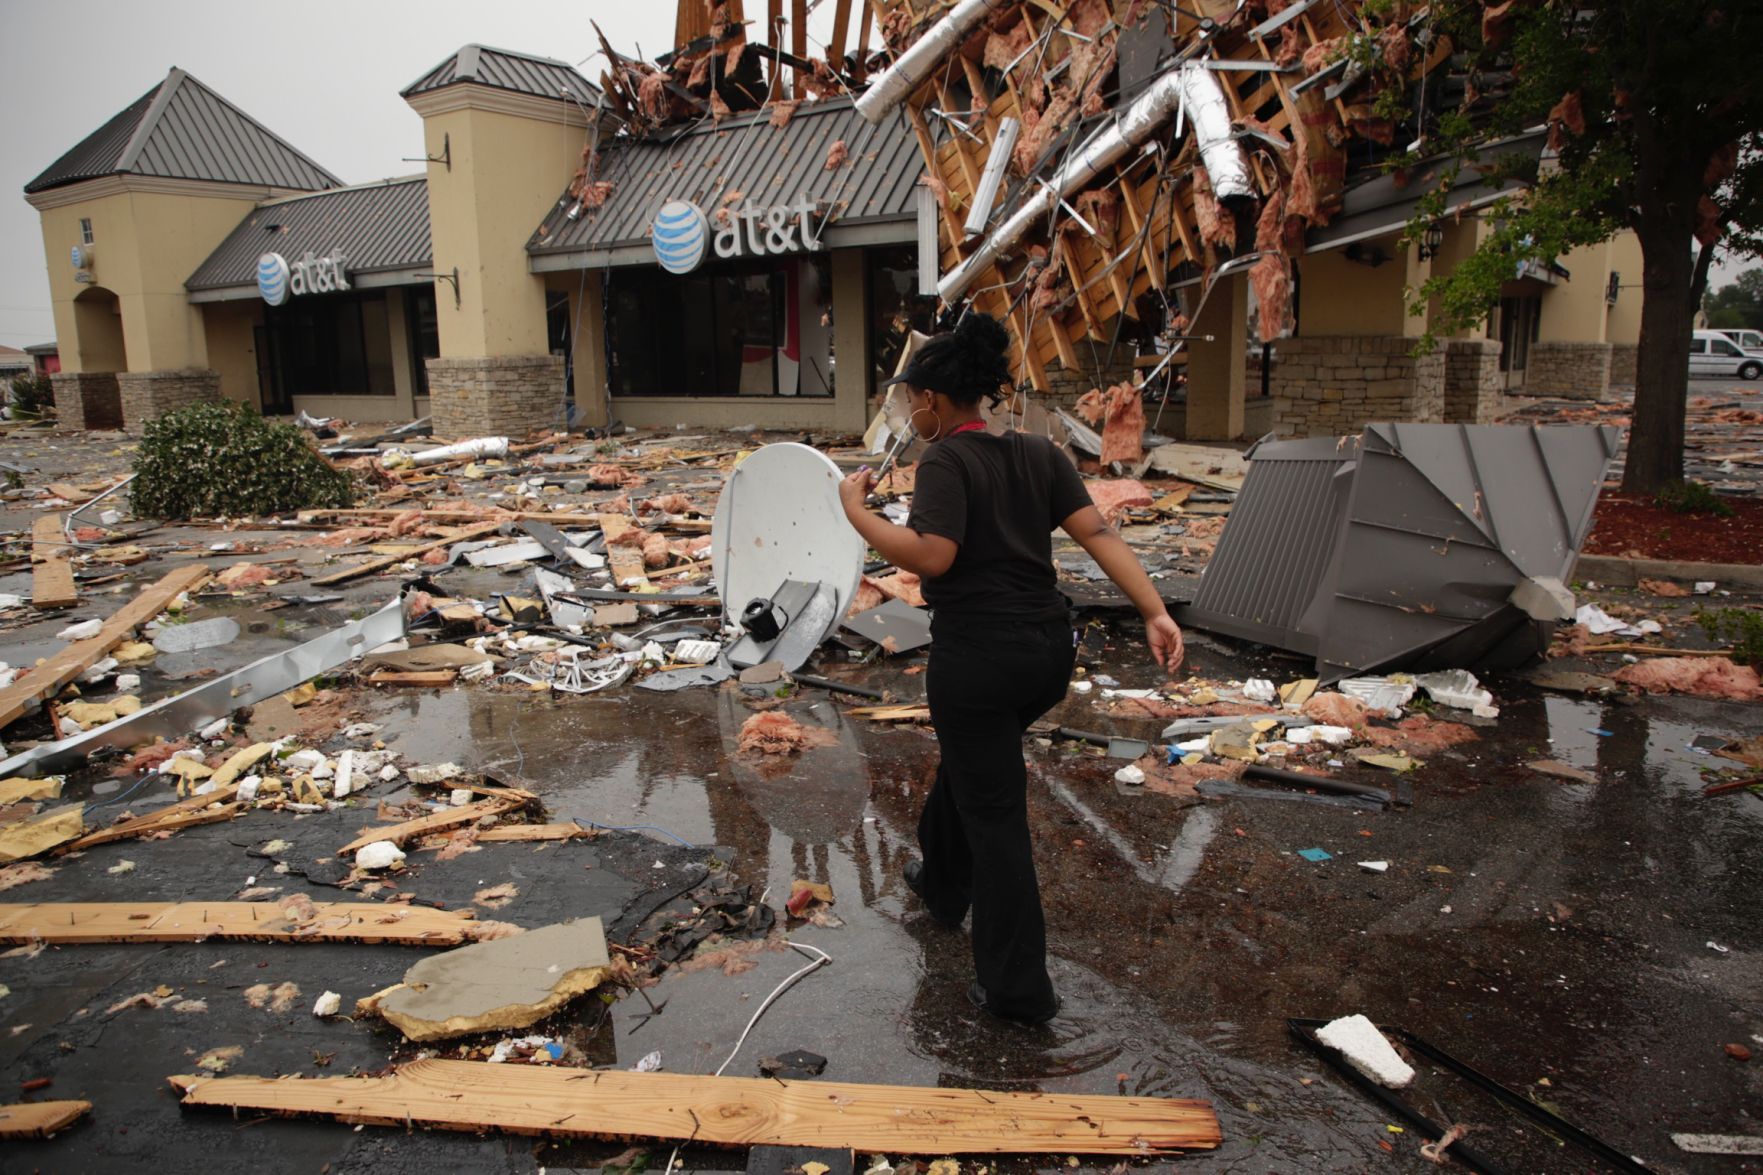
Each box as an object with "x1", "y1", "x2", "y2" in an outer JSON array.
[
  {"x1": 903, "y1": 861, "x2": 963, "y2": 929},
  {"x1": 967, "y1": 981, "x2": 1059, "y2": 1026}
]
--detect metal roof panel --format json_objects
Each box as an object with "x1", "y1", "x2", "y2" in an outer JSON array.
[
  {"x1": 402, "y1": 44, "x2": 599, "y2": 104},
  {"x1": 186, "y1": 178, "x2": 431, "y2": 290},
  {"x1": 529, "y1": 97, "x2": 918, "y2": 259}
]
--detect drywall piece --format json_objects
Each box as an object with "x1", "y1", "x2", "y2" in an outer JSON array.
[
  {"x1": 360, "y1": 918, "x2": 609, "y2": 1042},
  {"x1": 170, "y1": 1060, "x2": 1221, "y2": 1153},
  {"x1": 151, "y1": 617, "x2": 240, "y2": 654},
  {"x1": 1315, "y1": 1014, "x2": 1415, "y2": 1089},
  {"x1": 0, "y1": 594, "x2": 407, "y2": 778},
  {"x1": 0, "y1": 1099, "x2": 91, "y2": 1140},
  {"x1": 0, "y1": 900, "x2": 512, "y2": 946}
]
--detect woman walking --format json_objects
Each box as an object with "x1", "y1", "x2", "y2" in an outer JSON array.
[{"x1": 839, "y1": 313, "x2": 1183, "y2": 1024}]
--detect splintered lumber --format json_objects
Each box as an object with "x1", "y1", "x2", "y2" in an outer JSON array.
[
  {"x1": 366, "y1": 669, "x2": 458, "y2": 687},
  {"x1": 168, "y1": 1060, "x2": 1221, "y2": 1154},
  {"x1": 0, "y1": 901, "x2": 506, "y2": 946},
  {"x1": 312, "y1": 520, "x2": 505, "y2": 586},
  {"x1": 0, "y1": 563, "x2": 212, "y2": 729},
  {"x1": 847, "y1": 703, "x2": 932, "y2": 723},
  {"x1": 337, "y1": 796, "x2": 528, "y2": 856},
  {"x1": 0, "y1": 1099, "x2": 91, "y2": 1140},
  {"x1": 31, "y1": 515, "x2": 78, "y2": 609},
  {"x1": 468, "y1": 824, "x2": 597, "y2": 843},
  {"x1": 60, "y1": 787, "x2": 243, "y2": 854}
]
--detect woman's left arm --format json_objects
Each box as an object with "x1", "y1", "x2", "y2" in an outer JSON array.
[{"x1": 839, "y1": 469, "x2": 958, "y2": 578}]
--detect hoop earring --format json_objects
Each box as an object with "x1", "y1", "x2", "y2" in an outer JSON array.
[{"x1": 909, "y1": 407, "x2": 943, "y2": 442}]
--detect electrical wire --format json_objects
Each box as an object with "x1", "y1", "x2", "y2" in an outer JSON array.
[
  {"x1": 573, "y1": 817, "x2": 696, "y2": 848},
  {"x1": 91, "y1": 770, "x2": 167, "y2": 809}
]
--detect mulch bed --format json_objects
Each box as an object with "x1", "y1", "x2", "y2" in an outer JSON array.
[{"x1": 1584, "y1": 493, "x2": 1763, "y2": 564}]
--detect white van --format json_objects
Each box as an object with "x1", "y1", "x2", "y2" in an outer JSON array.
[
  {"x1": 1690, "y1": 330, "x2": 1763, "y2": 379},
  {"x1": 1713, "y1": 327, "x2": 1763, "y2": 353}
]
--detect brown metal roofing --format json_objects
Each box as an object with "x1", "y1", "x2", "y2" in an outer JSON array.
[
  {"x1": 25, "y1": 69, "x2": 339, "y2": 195},
  {"x1": 402, "y1": 44, "x2": 599, "y2": 105},
  {"x1": 528, "y1": 97, "x2": 920, "y2": 259},
  {"x1": 186, "y1": 178, "x2": 431, "y2": 291}
]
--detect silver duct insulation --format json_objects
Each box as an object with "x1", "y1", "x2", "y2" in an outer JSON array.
[
  {"x1": 1176, "y1": 61, "x2": 1254, "y2": 201},
  {"x1": 854, "y1": 0, "x2": 1011, "y2": 125},
  {"x1": 937, "y1": 62, "x2": 1252, "y2": 303},
  {"x1": 963, "y1": 116, "x2": 1022, "y2": 238}
]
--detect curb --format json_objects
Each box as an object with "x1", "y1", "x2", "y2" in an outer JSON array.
[{"x1": 1571, "y1": 554, "x2": 1763, "y2": 591}]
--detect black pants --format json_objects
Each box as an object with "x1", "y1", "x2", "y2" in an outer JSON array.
[{"x1": 918, "y1": 614, "x2": 1075, "y2": 1018}]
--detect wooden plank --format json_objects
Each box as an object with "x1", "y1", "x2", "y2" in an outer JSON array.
[
  {"x1": 169, "y1": 1060, "x2": 1221, "y2": 1154},
  {"x1": 312, "y1": 520, "x2": 505, "y2": 586},
  {"x1": 62, "y1": 804, "x2": 242, "y2": 855},
  {"x1": 829, "y1": 0, "x2": 853, "y2": 64},
  {"x1": 30, "y1": 515, "x2": 78, "y2": 609},
  {"x1": 0, "y1": 564, "x2": 213, "y2": 730},
  {"x1": 468, "y1": 824, "x2": 598, "y2": 844},
  {"x1": 366, "y1": 669, "x2": 459, "y2": 688},
  {"x1": 0, "y1": 1100, "x2": 90, "y2": 1140},
  {"x1": 0, "y1": 902, "x2": 501, "y2": 946},
  {"x1": 338, "y1": 797, "x2": 523, "y2": 856}
]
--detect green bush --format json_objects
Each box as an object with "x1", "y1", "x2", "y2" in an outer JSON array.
[
  {"x1": 8, "y1": 374, "x2": 54, "y2": 418},
  {"x1": 1655, "y1": 480, "x2": 1733, "y2": 517},
  {"x1": 1695, "y1": 606, "x2": 1763, "y2": 666},
  {"x1": 131, "y1": 400, "x2": 358, "y2": 519}
]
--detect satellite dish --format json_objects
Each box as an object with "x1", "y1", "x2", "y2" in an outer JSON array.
[{"x1": 711, "y1": 442, "x2": 865, "y2": 633}]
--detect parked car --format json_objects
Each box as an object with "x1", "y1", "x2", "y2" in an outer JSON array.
[
  {"x1": 1690, "y1": 330, "x2": 1763, "y2": 379},
  {"x1": 1712, "y1": 326, "x2": 1763, "y2": 353}
]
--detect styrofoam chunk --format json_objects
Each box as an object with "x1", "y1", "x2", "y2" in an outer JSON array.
[{"x1": 1316, "y1": 1014, "x2": 1414, "y2": 1088}]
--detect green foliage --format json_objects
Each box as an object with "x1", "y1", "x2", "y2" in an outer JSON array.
[
  {"x1": 1703, "y1": 268, "x2": 1763, "y2": 330},
  {"x1": 130, "y1": 400, "x2": 357, "y2": 520},
  {"x1": 1655, "y1": 480, "x2": 1734, "y2": 517},
  {"x1": 8, "y1": 374, "x2": 54, "y2": 418},
  {"x1": 1695, "y1": 606, "x2": 1763, "y2": 667}
]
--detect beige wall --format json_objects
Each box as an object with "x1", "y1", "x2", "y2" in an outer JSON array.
[
  {"x1": 418, "y1": 99, "x2": 589, "y2": 359},
  {"x1": 1297, "y1": 238, "x2": 1411, "y2": 336},
  {"x1": 1426, "y1": 218, "x2": 1486, "y2": 338},
  {"x1": 202, "y1": 299, "x2": 262, "y2": 409},
  {"x1": 1538, "y1": 239, "x2": 1612, "y2": 344},
  {"x1": 1604, "y1": 231, "x2": 1643, "y2": 345},
  {"x1": 35, "y1": 184, "x2": 264, "y2": 373}
]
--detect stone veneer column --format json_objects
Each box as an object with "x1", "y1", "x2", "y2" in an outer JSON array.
[
  {"x1": 1524, "y1": 341, "x2": 1612, "y2": 400},
  {"x1": 49, "y1": 371, "x2": 123, "y2": 431},
  {"x1": 1607, "y1": 343, "x2": 1638, "y2": 388},
  {"x1": 1269, "y1": 336, "x2": 1446, "y2": 438},
  {"x1": 115, "y1": 369, "x2": 221, "y2": 432},
  {"x1": 1442, "y1": 339, "x2": 1505, "y2": 424},
  {"x1": 425, "y1": 354, "x2": 565, "y2": 439}
]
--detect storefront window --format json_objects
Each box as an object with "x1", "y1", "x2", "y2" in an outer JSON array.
[
  {"x1": 407, "y1": 286, "x2": 439, "y2": 397},
  {"x1": 867, "y1": 246, "x2": 938, "y2": 397},
  {"x1": 263, "y1": 289, "x2": 395, "y2": 396},
  {"x1": 606, "y1": 258, "x2": 830, "y2": 398}
]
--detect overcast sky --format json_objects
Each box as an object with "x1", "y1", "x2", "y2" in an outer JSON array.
[
  {"x1": 0, "y1": 1, "x2": 855, "y2": 349},
  {"x1": 1, "y1": 3, "x2": 1749, "y2": 350}
]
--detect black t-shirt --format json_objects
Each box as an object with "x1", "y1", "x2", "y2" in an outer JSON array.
[{"x1": 905, "y1": 430, "x2": 1094, "y2": 620}]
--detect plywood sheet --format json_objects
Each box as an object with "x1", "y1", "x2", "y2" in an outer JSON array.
[
  {"x1": 0, "y1": 901, "x2": 506, "y2": 946},
  {"x1": 171, "y1": 1060, "x2": 1220, "y2": 1154},
  {"x1": 30, "y1": 514, "x2": 78, "y2": 609},
  {"x1": 0, "y1": 1099, "x2": 90, "y2": 1139}
]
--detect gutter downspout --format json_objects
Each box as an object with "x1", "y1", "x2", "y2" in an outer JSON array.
[{"x1": 937, "y1": 62, "x2": 1253, "y2": 303}]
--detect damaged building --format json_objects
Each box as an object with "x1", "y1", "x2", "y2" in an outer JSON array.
[{"x1": 27, "y1": 2, "x2": 1641, "y2": 442}]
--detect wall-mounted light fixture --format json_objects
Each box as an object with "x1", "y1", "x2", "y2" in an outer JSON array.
[{"x1": 1416, "y1": 220, "x2": 1445, "y2": 262}]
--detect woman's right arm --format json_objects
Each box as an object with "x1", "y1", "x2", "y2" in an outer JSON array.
[{"x1": 1060, "y1": 504, "x2": 1185, "y2": 673}]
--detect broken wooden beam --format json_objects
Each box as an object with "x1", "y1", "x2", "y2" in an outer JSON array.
[
  {"x1": 0, "y1": 563, "x2": 213, "y2": 729},
  {"x1": 337, "y1": 796, "x2": 527, "y2": 856},
  {"x1": 312, "y1": 519, "x2": 505, "y2": 586},
  {"x1": 0, "y1": 1099, "x2": 91, "y2": 1140},
  {"x1": 169, "y1": 1060, "x2": 1221, "y2": 1153},
  {"x1": 365, "y1": 669, "x2": 459, "y2": 688},
  {"x1": 0, "y1": 901, "x2": 509, "y2": 946},
  {"x1": 30, "y1": 515, "x2": 78, "y2": 609}
]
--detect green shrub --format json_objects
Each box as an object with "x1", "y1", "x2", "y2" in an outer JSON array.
[
  {"x1": 1655, "y1": 480, "x2": 1734, "y2": 517},
  {"x1": 1695, "y1": 606, "x2": 1763, "y2": 666},
  {"x1": 131, "y1": 401, "x2": 358, "y2": 519},
  {"x1": 8, "y1": 374, "x2": 54, "y2": 418}
]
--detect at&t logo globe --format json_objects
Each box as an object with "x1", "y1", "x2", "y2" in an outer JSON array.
[
  {"x1": 257, "y1": 252, "x2": 291, "y2": 306},
  {"x1": 652, "y1": 200, "x2": 709, "y2": 274}
]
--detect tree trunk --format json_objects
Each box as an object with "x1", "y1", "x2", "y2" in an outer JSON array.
[{"x1": 1622, "y1": 219, "x2": 1696, "y2": 493}]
